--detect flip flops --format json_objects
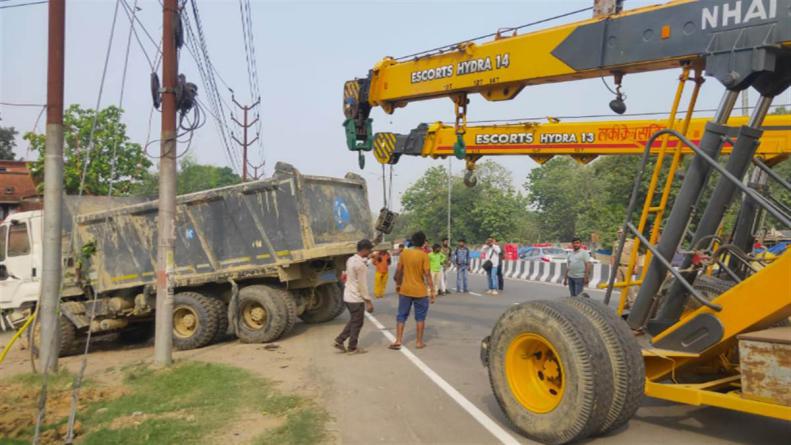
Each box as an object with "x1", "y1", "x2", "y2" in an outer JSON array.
[{"x1": 388, "y1": 344, "x2": 401, "y2": 350}]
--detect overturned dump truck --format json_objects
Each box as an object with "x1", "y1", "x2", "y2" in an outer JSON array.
[{"x1": 0, "y1": 163, "x2": 374, "y2": 354}]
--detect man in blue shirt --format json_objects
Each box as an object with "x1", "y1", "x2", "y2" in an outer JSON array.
[
  {"x1": 564, "y1": 237, "x2": 592, "y2": 297},
  {"x1": 453, "y1": 238, "x2": 471, "y2": 293}
]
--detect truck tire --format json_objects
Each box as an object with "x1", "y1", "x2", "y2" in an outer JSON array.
[
  {"x1": 487, "y1": 300, "x2": 613, "y2": 445},
  {"x1": 565, "y1": 296, "x2": 645, "y2": 435},
  {"x1": 236, "y1": 285, "x2": 288, "y2": 343},
  {"x1": 299, "y1": 283, "x2": 344, "y2": 324},
  {"x1": 207, "y1": 299, "x2": 230, "y2": 343},
  {"x1": 172, "y1": 291, "x2": 220, "y2": 350},
  {"x1": 30, "y1": 314, "x2": 81, "y2": 357},
  {"x1": 269, "y1": 288, "x2": 298, "y2": 337}
]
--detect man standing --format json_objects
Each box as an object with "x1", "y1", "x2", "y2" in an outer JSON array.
[
  {"x1": 453, "y1": 238, "x2": 470, "y2": 293},
  {"x1": 334, "y1": 239, "x2": 375, "y2": 354},
  {"x1": 440, "y1": 238, "x2": 451, "y2": 295},
  {"x1": 612, "y1": 229, "x2": 637, "y2": 308},
  {"x1": 481, "y1": 238, "x2": 501, "y2": 295},
  {"x1": 372, "y1": 249, "x2": 391, "y2": 299},
  {"x1": 428, "y1": 244, "x2": 446, "y2": 296},
  {"x1": 391, "y1": 231, "x2": 435, "y2": 350},
  {"x1": 494, "y1": 237, "x2": 505, "y2": 291},
  {"x1": 564, "y1": 237, "x2": 592, "y2": 297}
]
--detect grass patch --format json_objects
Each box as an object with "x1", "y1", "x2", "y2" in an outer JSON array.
[
  {"x1": 256, "y1": 406, "x2": 329, "y2": 445},
  {"x1": 1, "y1": 361, "x2": 329, "y2": 445}
]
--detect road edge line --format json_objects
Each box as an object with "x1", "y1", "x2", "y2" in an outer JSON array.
[{"x1": 364, "y1": 312, "x2": 521, "y2": 445}]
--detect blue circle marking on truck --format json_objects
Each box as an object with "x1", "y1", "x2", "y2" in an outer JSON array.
[{"x1": 334, "y1": 197, "x2": 350, "y2": 230}]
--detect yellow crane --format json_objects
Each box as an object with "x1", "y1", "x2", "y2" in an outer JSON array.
[
  {"x1": 343, "y1": 1, "x2": 791, "y2": 443},
  {"x1": 372, "y1": 114, "x2": 791, "y2": 183}
]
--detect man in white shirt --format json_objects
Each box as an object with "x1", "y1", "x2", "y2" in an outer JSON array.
[
  {"x1": 481, "y1": 238, "x2": 502, "y2": 295},
  {"x1": 335, "y1": 239, "x2": 374, "y2": 353}
]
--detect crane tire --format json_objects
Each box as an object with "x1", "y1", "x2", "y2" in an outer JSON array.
[
  {"x1": 487, "y1": 300, "x2": 613, "y2": 445},
  {"x1": 236, "y1": 285, "x2": 288, "y2": 343},
  {"x1": 564, "y1": 296, "x2": 645, "y2": 435},
  {"x1": 172, "y1": 291, "x2": 220, "y2": 350},
  {"x1": 299, "y1": 283, "x2": 344, "y2": 324}
]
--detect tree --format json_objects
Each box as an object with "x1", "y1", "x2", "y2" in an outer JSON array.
[
  {"x1": 132, "y1": 154, "x2": 241, "y2": 196},
  {"x1": 397, "y1": 160, "x2": 530, "y2": 244},
  {"x1": 24, "y1": 104, "x2": 151, "y2": 195},
  {"x1": 0, "y1": 126, "x2": 18, "y2": 160}
]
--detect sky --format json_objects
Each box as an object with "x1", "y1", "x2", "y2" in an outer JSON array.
[{"x1": 2, "y1": 0, "x2": 790, "y2": 212}]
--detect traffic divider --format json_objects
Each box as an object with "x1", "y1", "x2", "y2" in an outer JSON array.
[{"x1": 445, "y1": 259, "x2": 611, "y2": 288}]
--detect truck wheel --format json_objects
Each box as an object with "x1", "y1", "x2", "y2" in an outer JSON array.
[
  {"x1": 30, "y1": 314, "x2": 81, "y2": 357},
  {"x1": 172, "y1": 291, "x2": 219, "y2": 350},
  {"x1": 269, "y1": 288, "x2": 298, "y2": 337},
  {"x1": 299, "y1": 283, "x2": 344, "y2": 324},
  {"x1": 208, "y1": 299, "x2": 230, "y2": 343},
  {"x1": 236, "y1": 285, "x2": 288, "y2": 343},
  {"x1": 564, "y1": 296, "x2": 645, "y2": 435},
  {"x1": 487, "y1": 300, "x2": 613, "y2": 445}
]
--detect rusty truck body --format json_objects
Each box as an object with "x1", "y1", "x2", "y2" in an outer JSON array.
[{"x1": 0, "y1": 163, "x2": 373, "y2": 352}]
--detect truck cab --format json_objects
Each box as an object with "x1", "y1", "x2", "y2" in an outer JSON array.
[{"x1": 0, "y1": 210, "x2": 42, "y2": 314}]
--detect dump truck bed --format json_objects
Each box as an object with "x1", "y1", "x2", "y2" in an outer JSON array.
[{"x1": 70, "y1": 163, "x2": 372, "y2": 294}]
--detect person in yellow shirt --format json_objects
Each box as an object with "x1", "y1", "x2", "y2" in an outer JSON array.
[
  {"x1": 371, "y1": 250, "x2": 391, "y2": 298},
  {"x1": 391, "y1": 231, "x2": 435, "y2": 350}
]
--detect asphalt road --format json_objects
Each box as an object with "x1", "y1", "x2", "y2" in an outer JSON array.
[{"x1": 355, "y1": 269, "x2": 790, "y2": 445}]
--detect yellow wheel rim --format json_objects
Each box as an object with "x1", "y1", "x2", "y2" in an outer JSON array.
[
  {"x1": 505, "y1": 333, "x2": 565, "y2": 413},
  {"x1": 173, "y1": 306, "x2": 199, "y2": 338},
  {"x1": 242, "y1": 302, "x2": 267, "y2": 330}
]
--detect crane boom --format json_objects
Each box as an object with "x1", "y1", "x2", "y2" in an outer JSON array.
[
  {"x1": 344, "y1": 0, "x2": 791, "y2": 151},
  {"x1": 372, "y1": 114, "x2": 791, "y2": 165}
]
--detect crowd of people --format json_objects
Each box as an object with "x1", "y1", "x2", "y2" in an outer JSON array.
[{"x1": 333, "y1": 231, "x2": 604, "y2": 354}]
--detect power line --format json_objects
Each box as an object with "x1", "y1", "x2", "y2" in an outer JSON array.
[
  {"x1": 118, "y1": 0, "x2": 157, "y2": 71},
  {"x1": 0, "y1": 1, "x2": 47, "y2": 10},
  {"x1": 238, "y1": 0, "x2": 264, "y2": 168},
  {"x1": 182, "y1": 0, "x2": 240, "y2": 171},
  {"x1": 0, "y1": 101, "x2": 46, "y2": 107}
]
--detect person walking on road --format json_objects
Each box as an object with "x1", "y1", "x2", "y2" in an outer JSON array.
[
  {"x1": 334, "y1": 239, "x2": 375, "y2": 354},
  {"x1": 481, "y1": 238, "x2": 501, "y2": 295},
  {"x1": 453, "y1": 239, "x2": 470, "y2": 293},
  {"x1": 372, "y1": 249, "x2": 391, "y2": 299},
  {"x1": 428, "y1": 244, "x2": 447, "y2": 297},
  {"x1": 440, "y1": 238, "x2": 451, "y2": 295},
  {"x1": 493, "y1": 237, "x2": 505, "y2": 291},
  {"x1": 564, "y1": 237, "x2": 592, "y2": 297},
  {"x1": 391, "y1": 231, "x2": 435, "y2": 350}
]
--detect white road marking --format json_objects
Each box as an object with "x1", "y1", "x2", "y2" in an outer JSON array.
[{"x1": 365, "y1": 312, "x2": 521, "y2": 445}]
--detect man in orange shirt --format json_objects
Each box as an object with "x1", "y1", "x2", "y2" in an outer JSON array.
[
  {"x1": 391, "y1": 231, "x2": 435, "y2": 350},
  {"x1": 372, "y1": 250, "x2": 391, "y2": 298}
]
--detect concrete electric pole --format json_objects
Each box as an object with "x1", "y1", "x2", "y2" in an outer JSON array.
[
  {"x1": 38, "y1": 0, "x2": 66, "y2": 373},
  {"x1": 230, "y1": 96, "x2": 260, "y2": 181},
  {"x1": 154, "y1": 0, "x2": 179, "y2": 366}
]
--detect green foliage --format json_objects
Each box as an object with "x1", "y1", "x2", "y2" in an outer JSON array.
[
  {"x1": 131, "y1": 154, "x2": 241, "y2": 196},
  {"x1": 397, "y1": 160, "x2": 530, "y2": 244},
  {"x1": 24, "y1": 105, "x2": 152, "y2": 195},
  {"x1": 0, "y1": 125, "x2": 18, "y2": 160},
  {"x1": 525, "y1": 156, "x2": 660, "y2": 246}
]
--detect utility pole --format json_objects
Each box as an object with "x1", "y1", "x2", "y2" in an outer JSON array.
[
  {"x1": 39, "y1": 0, "x2": 66, "y2": 373},
  {"x1": 154, "y1": 0, "x2": 179, "y2": 367},
  {"x1": 230, "y1": 96, "x2": 260, "y2": 181}
]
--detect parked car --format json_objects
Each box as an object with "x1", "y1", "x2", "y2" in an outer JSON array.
[{"x1": 520, "y1": 247, "x2": 567, "y2": 263}]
